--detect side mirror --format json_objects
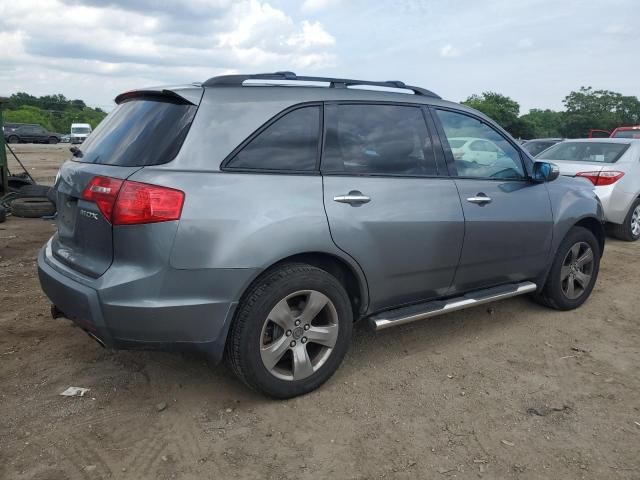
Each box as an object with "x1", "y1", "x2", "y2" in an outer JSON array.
[{"x1": 532, "y1": 161, "x2": 560, "y2": 183}]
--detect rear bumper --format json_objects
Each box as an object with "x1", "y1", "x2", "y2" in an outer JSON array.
[
  {"x1": 37, "y1": 241, "x2": 258, "y2": 363},
  {"x1": 595, "y1": 185, "x2": 635, "y2": 224}
]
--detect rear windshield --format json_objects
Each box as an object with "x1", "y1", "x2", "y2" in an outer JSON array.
[
  {"x1": 75, "y1": 96, "x2": 197, "y2": 166},
  {"x1": 537, "y1": 142, "x2": 629, "y2": 163},
  {"x1": 612, "y1": 129, "x2": 640, "y2": 139},
  {"x1": 523, "y1": 141, "x2": 556, "y2": 157}
]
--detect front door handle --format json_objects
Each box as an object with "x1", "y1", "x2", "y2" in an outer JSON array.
[
  {"x1": 334, "y1": 191, "x2": 371, "y2": 205},
  {"x1": 466, "y1": 194, "x2": 492, "y2": 205}
]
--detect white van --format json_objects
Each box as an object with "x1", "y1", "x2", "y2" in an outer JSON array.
[{"x1": 70, "y1": 123, "x2": 92, "y2": 144}]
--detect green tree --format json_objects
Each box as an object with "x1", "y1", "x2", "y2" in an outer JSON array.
[
  {"x1": 519, "y1": 109, "x2": 564, "y2": 138},
  {"x1": 461, "y1": 91, "x2": 533, "y2": 138}
]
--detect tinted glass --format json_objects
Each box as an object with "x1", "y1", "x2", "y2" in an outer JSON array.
[
  {"x1": 436, "y1": 110, "x2": 525, "y2": 179},
  {"x1": 229, "y1": 106, "x2": 320, "y2": 171},
  {"x1": 612, "y1": 130, "x2": 640, "y2": 139},
  {"x1": 538, "y1": 142, "x2": 629, "y2": 163},
  {"x1": 76, "y1": 97, "x2": 197, "y2": 166},
  {"x1": 523, "y1": 141, "x2": 555, "y2": 156},
  {"x1": 323, "y1": 104, "x2": 437, "y2": 175}
]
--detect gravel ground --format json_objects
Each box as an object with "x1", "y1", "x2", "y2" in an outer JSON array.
[{"x1": 1, "y1": 145, "x2": 639, "y2": 479}]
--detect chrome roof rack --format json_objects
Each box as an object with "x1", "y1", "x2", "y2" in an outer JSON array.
[{"x1": 202, "y1": 71, "x2": 440, "y2": 98}]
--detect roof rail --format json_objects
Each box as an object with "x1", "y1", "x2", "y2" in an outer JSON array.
[{"x1": 202, "y1": 71, "x2": 440, "y2": 99}]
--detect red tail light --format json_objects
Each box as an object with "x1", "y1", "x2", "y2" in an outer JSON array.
[
  {"x1": 576, "y1": 170, "x2": 624, "y2": 186},
  {"x1": 82, "y1": 176, "x2": 184, "y2": 225},
  {"x1": 82, "y1": 176, "x2": 123, "y2": 221}
]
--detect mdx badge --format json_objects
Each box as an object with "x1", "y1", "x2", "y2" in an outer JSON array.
[{"x1": 79, "y1": 209, "x2": 99, "y2": 220}]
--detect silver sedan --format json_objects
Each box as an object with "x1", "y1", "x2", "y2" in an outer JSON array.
[{"x1": 537, "y1": 138, "x2": 640, "y2": 241}]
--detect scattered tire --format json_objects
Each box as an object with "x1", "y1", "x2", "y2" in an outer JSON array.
[
  {"x1": 17, "y1": 184, "x2": 52, "y2": 198},
  {"x1": 11, "y1": 197, "x2": 56, "y2": 218},
  {"x1": 7, "y1": 135, "x2": 19, "y2": 144},
  {"x1": 535, "y1": 226, "x2": 600, "y2": 311},
  {"x1": 609, "y1": 198, "x2": 640, "y2": 242},
  {"x1": 7, "y1": 176, "x2": 34, "y2": 193},
  {"x1": 0, "y1": 206, "x2": 6, "y2": 223},
  {"x1": 226, "y1": 263, "x2": 353, "y2": 398}
]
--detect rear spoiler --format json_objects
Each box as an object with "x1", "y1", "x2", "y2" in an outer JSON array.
[{"x1": 114, "y1": 86, "x2": 203, "y2": 106}]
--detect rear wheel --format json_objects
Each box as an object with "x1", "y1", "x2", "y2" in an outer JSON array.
[
  {"x1": 535, "y1": 226, "x2": 600, "y2": 310},
  {"x1": 610, "y1": 198, "x2": 640, "y2": 242},
  {"x1": 225, "y1": 263, "x2": 352, "y2": 398}
]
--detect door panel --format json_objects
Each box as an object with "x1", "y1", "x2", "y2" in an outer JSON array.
[
  {"x1": 451, "y1": 179, "x2": 552, "y2": 293},
  {"x1": 431, "y1": 107, "x2": 554, "y2": 292},
  {"x1": 324, "y1": 176, "x2": 465, "y2": 311}
]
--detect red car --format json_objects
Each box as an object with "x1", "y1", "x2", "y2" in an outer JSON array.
[{"x1": 588, "y1": 126, "x2": 640, "y2": 139}]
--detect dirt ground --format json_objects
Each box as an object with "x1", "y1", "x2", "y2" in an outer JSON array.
[{"x1": 1, "y1": 145, "x2": 639, "y2": 479}]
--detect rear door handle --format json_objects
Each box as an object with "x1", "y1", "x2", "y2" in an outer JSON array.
[
  {"x1": 334, "y1": 191, "x2": 371, "y2": 205},
  {"x1": 466, "y1": 194, "x2": 492, "y2": 205}
]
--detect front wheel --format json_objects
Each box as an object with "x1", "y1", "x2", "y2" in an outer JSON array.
[
  {"x1": 225, "y1": 263, "x2": 353, "y2": 398},
  {"x1": 535, "y1": 226, "x2": 600, "y2": 310},
  {"x1": 48, "y1": 137, "x2": 59, "y2": 144},
  {"x1": 7, "y1": 135, "x2": 19, "y2": 144}
]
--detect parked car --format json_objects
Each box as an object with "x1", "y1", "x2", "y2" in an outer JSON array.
[
  {"x1": 70, "y1": 123, "x2": 92, "y2": 144},
  {"x1": 60, "y1": 134, "x2": 71, "y2": 143},
  {"x1": 537, "y1": 138, "x2": 640, "y2": 241},
  {"x1": 521, "y1": 138, "x2": 564, "y2": 157},
  {"x1": 5, "y1": 124, "x2": 61, "y2": 144},
  {"x1": 38, "y1": 72, "x2": 605, "y2": 398},
  {"x1": 610, "y1": 126, "x2": 640, "y2": 139}
]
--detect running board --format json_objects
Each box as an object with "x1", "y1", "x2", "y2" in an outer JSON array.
[{"x1": 370, "y1": 281, "x2": 537, "y2": 330}]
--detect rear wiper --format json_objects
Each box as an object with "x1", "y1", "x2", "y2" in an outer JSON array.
[{"x1": 70, "y1": 146, "x2": 83, "y2": 158}]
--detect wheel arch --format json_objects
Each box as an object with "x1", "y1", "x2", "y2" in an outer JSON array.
[
  {"x1": 574, "y1": 216, "x2": 605, "y2": 255},
  {"x1": 242, "y1": 251, "x2": 369, "y2": 321}
]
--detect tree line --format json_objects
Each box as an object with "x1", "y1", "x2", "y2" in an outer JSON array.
[
  {"x1": 463, "y1": 87, "x2": 640, "y2": 139},
  {"x1": 3, "y1": 93, "x2": 107, "y2": 134}
]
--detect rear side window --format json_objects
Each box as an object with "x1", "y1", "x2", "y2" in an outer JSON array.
[
  {"x1": 227, "y1": 106, "x2": 321, "y2": 171},
  {"x1": 77, "y1": 96, "x2": 197, "y2": 166},
  {"x1": 322, "y1": 104, "x2": 437, "y2": 175}
]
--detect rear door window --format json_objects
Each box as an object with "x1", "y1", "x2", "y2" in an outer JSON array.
[
  {"x1": 76, "y1": 96, "x2": 197, "y2": 166},
  {"x1": 227, "y1": 106, "x2": 321, "y2": 172},
  {"x1": 322, "y1": 104, "x2": 437, "y2": 176}
]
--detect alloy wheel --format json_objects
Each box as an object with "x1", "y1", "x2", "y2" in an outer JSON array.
[
  {"x1": 560, "y1": 241, "x2": 594, "y2": 300},
  {"x1": 631, "y1": 205, "x2": 640, "y2": 237},
  {"x1": 260, "y1": 290, "x2": 339, "y2": 381}
]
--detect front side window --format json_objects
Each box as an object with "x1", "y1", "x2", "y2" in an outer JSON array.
[
  {"x1": 436, "y1": 109, "x2": 525, "y2": 179},
  {"x1": 322, "y1": 104, "x2": 437, "y2": 176},
  {"x1": 228, "y1": 106, "x2": 320, "y2": 171}
]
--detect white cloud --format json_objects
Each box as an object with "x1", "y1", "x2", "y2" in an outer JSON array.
[
  {"x1": 517, "y1": 38, "x2": 534, "y2": 49},
  {"x1": 301, "y1": 0, "x2": 342, "y2": 12},
  {"x1": 439, "y1": 44, "x2": 460, "y2": 58}
]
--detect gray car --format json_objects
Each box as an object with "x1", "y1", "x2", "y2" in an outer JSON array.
[
  {"x1": 38, "y1": 72, "x2": 605, "y2": 398},
  {"x1": 537, "y1": 139, "x2": 640, "y2": 241}
]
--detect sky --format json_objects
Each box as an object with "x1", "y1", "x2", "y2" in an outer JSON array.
[{"x1": 1, "y1": 0, "x2": 638, "y2": 113}]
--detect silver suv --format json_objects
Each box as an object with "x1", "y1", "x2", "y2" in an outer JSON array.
[{"x1": 38, "y1": 72, "x2": 605, "y2": 398}]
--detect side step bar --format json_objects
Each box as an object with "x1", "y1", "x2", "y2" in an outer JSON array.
[{"x1": 370, "y1": 281, "x2": 537, "y2": 330}]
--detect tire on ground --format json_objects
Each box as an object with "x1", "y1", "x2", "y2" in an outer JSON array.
[
  {"x1": 11, "y1": 197, "x2": 56, "y2": 218},
  {"x1": 17, "y1": 184, "x2": 52, "y2": 199},
  {"x1": 609, "y1": 198, "x2": 640, "y2": 242},
  {"x1": 225, "y1": 262, "x2": 353, "y2": 398},
  {"x1": 535, "y1": 226, "x2": 600, "y2": 311},
  {"x1": 0, "y1": 206, "x2": 6, "y2": 223}
]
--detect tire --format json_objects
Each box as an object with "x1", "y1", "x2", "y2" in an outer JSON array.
[
  {"x1": 17, "y1": 184, "x2": 51, "y2": 198},
  {"x1": 7, "y1": 175, "x2": 34, "y2": 193},
  {"x1": 48, "y1": 137, "x2": 59, "y2": 144},
  {"x1": 609, "y1": 198, "x2": 640, "y2": 242},
  {"x1": 8, "y1": 135, "x2": 19, "y2": 144},
  {"x1": 225, "y1": 263, "x2": 353, "y2": 398},
  {"x1": 535, "y1": 226, "x2": 600, "y2": 311},
  {"x1": 0, "y1": 207, "x2": 6, "y2": 223},
  {"x1": 11, "y1": 197, "x2": 56, "y2": 218}
]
